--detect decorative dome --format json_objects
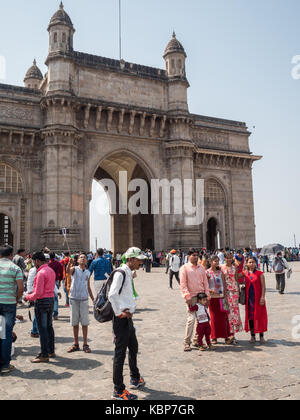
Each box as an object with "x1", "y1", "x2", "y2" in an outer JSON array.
[
  {"x1": 164, "y1": 32, "x2": 186, "y2": 58},
  {"x1": 48, "y1": 2, "x2": 73, "y2": 30},
  {"x1": 24, "y1": 59, "x2": 43, "y2": 82}
]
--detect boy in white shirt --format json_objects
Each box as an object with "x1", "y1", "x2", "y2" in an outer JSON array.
[{"x1": 189, "y1": 293, "x2": 216, "y2": 352}]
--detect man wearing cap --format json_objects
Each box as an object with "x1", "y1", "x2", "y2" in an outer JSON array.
[
  {"x1": 108, "y1": 247, "x2": 146, "y2": 401},
  {"x1": 169, "y1": 250, "x2": 181, "y2": 289}
]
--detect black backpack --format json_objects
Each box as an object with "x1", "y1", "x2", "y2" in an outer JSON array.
[{"x1": 93, "y1": 269, "x2": 126, "y2": 323}]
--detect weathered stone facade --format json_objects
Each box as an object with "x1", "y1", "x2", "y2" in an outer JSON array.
[{"x1": 0, "y1": 3, "x2": 261, "y2": 252}]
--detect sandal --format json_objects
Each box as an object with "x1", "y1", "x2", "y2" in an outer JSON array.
[
  {"x1": 211, "y1": 339, "x2": 217, "y2": 345},
  {"x1": 68, "y1": 344, "x2": 80, "y2": 353},
  {"x1": 184, "y1": 345, "x2": 192, "y2": 352},
  {"x1": 225, "y1": 337, "x2": 235, "y2": 345},
  {"x1": 83, "y1": 344, "x2": 91, "y2": 354}
]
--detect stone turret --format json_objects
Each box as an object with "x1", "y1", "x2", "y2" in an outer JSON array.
[
  {"x1": 164, "y1": 32, "x2": 189, "y2": 113},
  {"x1": 24, "y1": 59, "x2": 43, "y2": 89},
  {"x1": 164, "y1": 31, "x2": 187, "y2": 78},
  {"x1": 46, "y1": 2, "x2": 75, "y2": 94},
  {"x1": 48, "y1": 2, "x2": 75, "y2": 54}
]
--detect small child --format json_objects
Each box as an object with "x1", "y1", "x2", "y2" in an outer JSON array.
[{"x1": 189, "y1": 293, "x2": 216, "y2": 352}]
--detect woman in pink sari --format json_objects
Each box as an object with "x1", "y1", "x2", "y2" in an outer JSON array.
[{"x1": 221, "y1": 252, "x2": 243, "y2": 344}]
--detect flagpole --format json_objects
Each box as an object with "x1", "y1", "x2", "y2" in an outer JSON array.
[{"x1": 119, "y1": 0, "x2": 122, "y2": 60}]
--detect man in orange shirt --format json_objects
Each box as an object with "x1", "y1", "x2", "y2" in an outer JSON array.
[
  {"x1": 60, "y1": 252, "x2": 71, "y2": 307},
  {"x1": 180, "y1": 248, "x2": 210, "y2": 352}
]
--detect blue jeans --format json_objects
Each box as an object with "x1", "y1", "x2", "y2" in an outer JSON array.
[
  {"x1": 63, "y1": 281, "x2": 69, "y2": 306},
  {"x1": 34, "y1": 298, "x2": 55, "y2": 357},
  {"x1": 53, "y1": 282, "x2": 59, "y2": 317},
  {"x1": 31, "y1": 315, "x2": 39, "y2": 335},
  {"x1": 0, "y1": 303, "x2": 17, "y2": 369}
]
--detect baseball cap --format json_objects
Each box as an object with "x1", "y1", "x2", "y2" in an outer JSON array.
[{"x1": 125, "y1": 247, "x2": 146, "y2": 260}]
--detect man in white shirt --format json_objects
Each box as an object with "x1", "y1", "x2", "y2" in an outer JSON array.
[
  {"x1": 217, "y1": 249, "x2": 225, "y2": 265},
  {"x1": 169, "y1": 250, "x2": 180, "y2": 289},
  {"x1": 165, "y1": 251, "x2": 172, "y2": 274},
  {"x1": 272, "y1": 251, "x2": 290, "y2": 294},
  {"x1": 108, "y1": 247, "x2": 146, "y2": 401}
]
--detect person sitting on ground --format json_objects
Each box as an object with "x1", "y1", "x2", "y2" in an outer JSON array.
[{"x1": 67, "y1": 254, "x2": 94, "y2": 354}]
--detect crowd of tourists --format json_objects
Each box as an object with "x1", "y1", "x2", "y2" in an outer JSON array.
[{"x1": 0, "y1": 243, "x2": 295, "y2": 400}]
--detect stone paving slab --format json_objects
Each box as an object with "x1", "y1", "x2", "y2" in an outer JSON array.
[{"x1": 1, "y1": 263, "x2": 300, "y2": 400}]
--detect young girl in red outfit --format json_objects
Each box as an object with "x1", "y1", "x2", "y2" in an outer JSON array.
[{"x1": 189, "y1": 293, "x2": 216, "y2": 352}]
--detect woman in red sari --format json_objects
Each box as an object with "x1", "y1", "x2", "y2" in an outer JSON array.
[
  {"x1": 206, "y1": 256, "x2": 231, "y2": 345},
  {"x1": 240, "y1": 257, "x2": 268, "y2": 344}
]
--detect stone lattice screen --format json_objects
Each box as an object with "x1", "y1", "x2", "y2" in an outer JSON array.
[
  {"x1": 0, "y1": 163, "x2": 23, "y2": 193},
  {"x1": 205, "y1": 179, "x2": 225, "y2": 202}
]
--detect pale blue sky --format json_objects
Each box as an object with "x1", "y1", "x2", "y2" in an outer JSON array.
[{"x1": 1, "y1": 0, "x2": 299, "y2": 249}]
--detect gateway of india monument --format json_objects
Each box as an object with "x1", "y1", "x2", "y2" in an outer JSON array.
[{"x1": 0, "y1": 3, "x2": 261, "y2": 252}]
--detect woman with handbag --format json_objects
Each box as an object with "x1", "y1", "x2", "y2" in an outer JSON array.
[
  {"x1": 238, "y1": 257, "x2": 268, "y2": 344},
  {"x1": 221, "y1": 252, "x2": 243, "y2": 345},
  {"x1": 206, "y1": 256, "x2": 231, "y2": 345}
]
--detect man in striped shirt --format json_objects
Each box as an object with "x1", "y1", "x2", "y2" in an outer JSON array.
[{"x1": 0, "y1": 245, "x2": 24, "y2": 374}]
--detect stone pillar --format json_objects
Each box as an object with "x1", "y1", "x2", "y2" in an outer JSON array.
[
  {"x1": 165, "y1": 140, "x2": 201, "y2": 249},
  {"x1": 40, "y1": 129, "x2": 84, "y2": 251}
]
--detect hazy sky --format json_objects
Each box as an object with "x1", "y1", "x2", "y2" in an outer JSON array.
[{"x1": 1, "y1": 0, "x2": 300, "y2": 250}]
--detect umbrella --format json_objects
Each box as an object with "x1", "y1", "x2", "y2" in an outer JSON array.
[{"x1": 260, "y1": 243, "x2": 285, "y2": 256}]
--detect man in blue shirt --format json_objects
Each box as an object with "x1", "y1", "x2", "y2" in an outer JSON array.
[{"x1": 88, "y1": 248, "x2": 112, "y2": 297}]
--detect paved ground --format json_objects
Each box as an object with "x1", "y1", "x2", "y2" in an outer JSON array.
[{"x1": 1, "y1": 262, "x2": 300, "y2": 400}]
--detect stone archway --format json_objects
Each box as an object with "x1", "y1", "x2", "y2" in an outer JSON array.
[
  {"x1": 91, "y1": 151, "x2": 155, "y2": 253},
  {"x1": 204, "y1": 177, "x2": 229, "y2": 249},
  {"x1": 206, "y1": 217, "x2": 218, "y2": 251},
  {"x1": 0, "y1": 213, "x2": 13, "y2": 246}
]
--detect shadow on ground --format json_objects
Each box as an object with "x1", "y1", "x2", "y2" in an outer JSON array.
[{"x1": 140, "y1": 386, "x2": 196, "y2": 400}]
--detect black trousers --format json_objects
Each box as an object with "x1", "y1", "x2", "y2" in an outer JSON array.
[
  {"x1": 165, "y1": 260, "x2": 169, "y2": 274},
  {"x1": 249, "y1": 320, "x2": 264, "y2": 338},
  {"x1": 263, "y1": 262, "x2": 269, "y2": 272},
  {"x1": 169, "y1": 270, "x2": 180, "y2": 288},
  {"x1": 113, "y1": 317, "x2": 140, "y2": 394},
  {"x1": 276, "y1": 273, "x2": 285, "y2": 293}
]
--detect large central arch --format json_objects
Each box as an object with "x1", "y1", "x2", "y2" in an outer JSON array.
[{"x1": 90, "y1": 150, "x2": 155, "y2": 253}]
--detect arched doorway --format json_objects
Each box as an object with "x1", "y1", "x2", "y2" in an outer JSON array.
[
  {"x1": 0, "y1": 213, "x2": 13, "y2": 246},
  {"x1": 206, "y1": 217, "x2": 217, "y2": 251},
  {"x1": 89, "y1": 180, "x2": 111, "y2": 252},
  {"x1": 204, "y1": 178, "x2": 228, "y2": 249},
  {"x1": 90, "y1": 152, "x2": 155, "y2": 253}
]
